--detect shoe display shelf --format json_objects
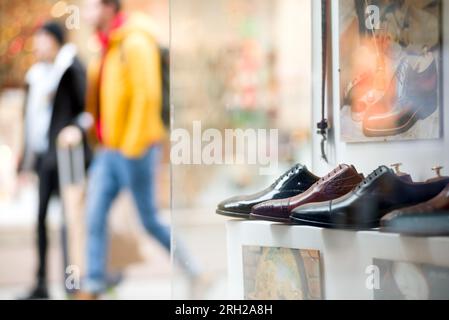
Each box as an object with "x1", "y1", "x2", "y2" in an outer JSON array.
[{"x1": 226, "y1": 220, "x2": 449, "y2": 300}]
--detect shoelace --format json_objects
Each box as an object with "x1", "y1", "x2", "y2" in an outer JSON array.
[
  {"x1": 355, "y1": 166, "x2": 389, "y2": 191},
  {"x1": 271, "y1": 164, "x2": 302, "y2": 187},
  {"x1": 314, "y1": 165, "x2": 342, "y2": 186},
  {"x1": 395, "y1": 58, "x2": 412, "y2": 105}
]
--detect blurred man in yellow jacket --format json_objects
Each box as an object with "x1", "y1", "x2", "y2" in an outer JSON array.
[
  {"x1": 80, "y1": 0, "x2": 201, "y2": 297},
  {"x1": 85, "y1": 9, "x2": 165, "y2": 157}
]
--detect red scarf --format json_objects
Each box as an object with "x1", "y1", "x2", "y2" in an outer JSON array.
[
  {"x1": 95, "y1": 13, "x2": 127, "y2": 143},
  {"x1": 97, "y1": 12, "x2": 127, "y2": 52}
]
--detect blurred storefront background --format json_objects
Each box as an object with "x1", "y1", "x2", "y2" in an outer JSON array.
[
  {"x1": 0, "y1": 0, "x2": 171, "y2": 299},
  {"x1": 171, "y1": 0, "x2": 312, "y2": 299}
]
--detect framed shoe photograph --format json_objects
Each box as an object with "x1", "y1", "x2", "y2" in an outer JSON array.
[
  {"x1": 242, "y1": 246, "x2": 322, "y2": 300},
  {"x1": 338, "y1": 0, "x2": 442, "y2": 142}
]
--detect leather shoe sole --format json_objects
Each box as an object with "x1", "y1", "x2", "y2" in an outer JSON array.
[
  {"x1": 215, "y1": 209, "x2": 249, "y2": 219},
  {"x1": 363, "y1": 104, "x2": 437, "y2": 137},
  {"x1": 249, "y1": 213, "x2": 292, "y2": 224},
  {"x1": 290, "y1": 215, "x2": 379, "y2": 230}
]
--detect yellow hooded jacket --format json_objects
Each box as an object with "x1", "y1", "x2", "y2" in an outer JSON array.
[{"x1": 86, "y1": 14, "x2": 164, "y2": 158}]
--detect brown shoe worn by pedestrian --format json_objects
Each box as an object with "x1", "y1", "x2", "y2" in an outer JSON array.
[{"x1": 75, "y1": 291, "x2": 100, "y2": 300}]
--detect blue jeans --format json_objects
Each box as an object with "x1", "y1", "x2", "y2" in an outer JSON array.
[{"x1": 84, "y1": 146, "x2": 172, "y2": 293}]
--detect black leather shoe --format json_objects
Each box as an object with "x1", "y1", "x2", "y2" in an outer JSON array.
[
  {"x1": 216, "y1": 164, "x2": 319, "y2": 218},
  {"x1": 290, "y1": 166, "x2": 449, "y2": 229}
]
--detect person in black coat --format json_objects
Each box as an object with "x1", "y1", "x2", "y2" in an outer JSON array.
[{"x1": 18, "y1": 21, "x2": 90, "y2": 299}]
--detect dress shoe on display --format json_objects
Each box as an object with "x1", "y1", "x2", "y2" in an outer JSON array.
[
  {"x1": 379, "y1": 212, "x2": 449, "y2": 237},
  {"x1": 363, "y1": 55, "x2": 438, "y2": 137},
  {"x1": 290, "y1": 166, "x2": 449, "y2": 230},
  {"x1": 250, "y1": 164, "x2": 363, "y2": 223},
  {"x1": 216, "y1": 164, "x2": 319, "y2": 219},
  {"x1": 390, "y1": 163, "x2": 413, "y2": 183},
  {"x1": 381, "y1": 184, "x2": 449, "y2": 236},
  {"x1": 426, "y1": 166, "x2": 447, "y2": 183}
]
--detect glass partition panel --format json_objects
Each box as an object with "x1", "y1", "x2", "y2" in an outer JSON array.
[{"x1": 171, "y1": 0, "x2": 313, "y2": 299}]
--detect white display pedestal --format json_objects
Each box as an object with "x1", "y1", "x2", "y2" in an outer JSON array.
[{"x1": 226, "y1": 220, "x2": 449, "y2": 300}]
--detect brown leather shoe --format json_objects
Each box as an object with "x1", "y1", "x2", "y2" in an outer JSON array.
[
  {"x1": 381, "y1": 183, "x2": 449, "y2": 234},
  {"x1": 250, "y1": 164, "x2": 364, "y2": 223},
  {"x1": 426, "y1": 166, "x2": 448, "y2": 183},
  {"x1": 74, "y1": 291, "x2": 100, "y2": 300}
]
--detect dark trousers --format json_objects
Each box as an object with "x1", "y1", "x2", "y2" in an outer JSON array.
[{"x1": 35, "y1": 155, "x2": 59, "y2": 285}]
